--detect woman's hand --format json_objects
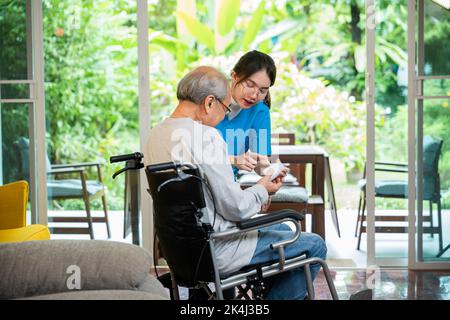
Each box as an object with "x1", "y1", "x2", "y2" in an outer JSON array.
[
  {"x1": 254, "y1": 154, "x2": 271, "y2": 175},
  {"x1": 230, "y1": 151, "x2": 258, "y2": 172}
]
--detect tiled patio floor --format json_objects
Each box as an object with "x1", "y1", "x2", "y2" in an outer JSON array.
[
  {"x1": 152, "y1": 267, "x2": 450, "y2": 300},
  {"x1": 44, "y1": 208, "x2": 450, "y2": 299},
  {"x1": 314, "y1": 268, "x2": 450, "y2": 300}
]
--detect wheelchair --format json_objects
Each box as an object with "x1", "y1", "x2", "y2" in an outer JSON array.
[{"x1": 145, "y1": 161, "x2": 339, "y2": 300}]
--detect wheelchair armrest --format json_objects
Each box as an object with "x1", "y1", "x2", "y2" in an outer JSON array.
[
  {"x1": 237, "y1": 209, "x2": 304, "y2": 230},
  {"x1": 212, "y1": 209, "x2": 304, "y2": 240},
  {"x1": 212, "y1": 210, "x2": 304, "y2": 270}
]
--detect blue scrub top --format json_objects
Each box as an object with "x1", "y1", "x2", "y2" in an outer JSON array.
[{"x1": 216, "y1": 101, "x2": 272, "y2": 176}]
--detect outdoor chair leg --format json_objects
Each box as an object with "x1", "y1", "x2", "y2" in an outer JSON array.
[
  {"x1": 82, "y1": 196, "x2": 94, "y2": 239},
  {"x1": 81, "y1": 173, "x2": 94, "y2": 239},
  {"x1": 429, "y1": 201, "x2": 434, "y2": 238},
  {"x1": 437, "y1": 199, "x2": 443, "y2": 252},
  {"x1": 355, "y1": 193, "x2": 363, "y2": 237},
  {"x1": 101, "y1": 194, "x2": 111, "y2": 238},
  {"x1": 357, "y1": 198, "x2": 366, "y2": 250},
  {"x1": 437, "y1": 244, "x2": 450, "y2": 258}
]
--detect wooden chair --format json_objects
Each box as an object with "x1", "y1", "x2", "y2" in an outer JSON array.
[{"x1": 14, "y1": 137, "x2": 110, "y2": 239}]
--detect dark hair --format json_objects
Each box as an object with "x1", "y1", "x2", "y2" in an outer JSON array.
[{"x1": 232, "y1": 50, "x2": 276, "y2": 108}]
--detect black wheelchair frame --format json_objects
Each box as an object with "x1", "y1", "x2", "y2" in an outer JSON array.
[{"x1": 144, "y1": 160, "x2": 339, "y2": 300}]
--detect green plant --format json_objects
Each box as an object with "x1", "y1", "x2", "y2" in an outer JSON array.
[
  {"x1": 4, "y1": 0, "x2": 448, "y2": 212},
  {"x1": 270, "y1": 55, "x2": 368, "y2": 173},
  {"x1": 42, "y1": 0, "x2": 139, "y2": 210}
]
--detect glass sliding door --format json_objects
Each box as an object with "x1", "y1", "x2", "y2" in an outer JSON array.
[
  {"x1": 367, "y1": 0, "x2": 450, "y2": 269},
  {"x1": 374, "y1": 0, "x2": 409, "y2": 265},
  {"x1": 410, "y1": 0, "x2": 450, "y2": 268},
  {"x1": 0, "y1": 0, "x2": 47, "y2": 224},
  {"x1": 366, "y1": 0, "x2": 410, "y2": 266},
  {"x1": 42, "y1": 0, "x2": 140, "y2": 241},
  {"x1": 2, "y1": 1, "x2": 152, "y2": 246}
]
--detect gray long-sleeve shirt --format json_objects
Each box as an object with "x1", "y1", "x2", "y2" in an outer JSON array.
[{"x1": 144, "y1": 117, "x2": 269, "y2": 275}]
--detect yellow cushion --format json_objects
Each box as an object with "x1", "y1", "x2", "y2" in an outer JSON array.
[
  {"x1": 0, "y1": 180, "x2": 28, "y2": 229},
  {"x1": 0, "y1": 225, "x2": 50, "y2": 243}
]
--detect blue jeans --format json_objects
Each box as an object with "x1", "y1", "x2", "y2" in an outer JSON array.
[{"x1": 249, "y1": 223, "x2": 327, "y2": 300}]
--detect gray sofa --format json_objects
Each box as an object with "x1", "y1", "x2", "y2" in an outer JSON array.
[{"x1": 0, "y1": 240, "x2": 169, "y2": 300}]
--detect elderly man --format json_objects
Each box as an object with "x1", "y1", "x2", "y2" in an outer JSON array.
[{"x1": 144, "y1": 66, "x2": 326, "y2": 300}]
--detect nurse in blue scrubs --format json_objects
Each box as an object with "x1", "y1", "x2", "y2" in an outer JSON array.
[{"x1": 216, "y1": 50, "x2": 276, "y2": 177}]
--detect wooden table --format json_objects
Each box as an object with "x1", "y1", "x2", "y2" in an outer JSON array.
[{"x1": 270, "y1": 145, "x2": 329, "y2": 239}]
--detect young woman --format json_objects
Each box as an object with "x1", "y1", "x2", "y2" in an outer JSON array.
[{"x1": 215, "y1": 50, "x2": 276, "y2": 177}]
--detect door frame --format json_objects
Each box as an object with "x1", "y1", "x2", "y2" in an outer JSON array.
[
  {"x1": 136, "y1": 0, "x2": 153, "y2": 253},
  {"x1": 0, "y1": 0, "x2": 48, "y2": 225},
  {"x1": 408, "y1": 0, "x2": 450, "y2": 270}
]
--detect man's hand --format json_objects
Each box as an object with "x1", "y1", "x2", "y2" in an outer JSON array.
[
  {"x1": 260, "y1": 159, "x2": 289, "y2": 181},
  {"x1": 230, "y1": 151, "x2": 258, "y2": 172},
  {"x1": 256, "y1": 173, "x2": 283, "y2": 195},
  {"x1": 261, "y1": 196, "x2": 272, "y2": 213},
  {"x1": 275, "y1": 161, "x2": 289, "y2": 180}
]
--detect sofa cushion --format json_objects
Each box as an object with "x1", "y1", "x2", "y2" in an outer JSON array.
[
  {"x1": 358, "y1": 179, "x2": 408, "y2": 198},
  {"x1": 18, "y1": 290, "x2": 167, "y2": 300},
  {"x1": 0, "y1": 240, "x2": 168, "y2": 299}
]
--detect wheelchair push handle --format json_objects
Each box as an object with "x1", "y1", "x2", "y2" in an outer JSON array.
[
  {"x1": 146, "y1": 161, "x2": 197, "y2": 173},
  {"x1": 146, "y1": 162, "x2": 178, "y2": 173},
  {"x1": 110, "y1": 152, "x2": 144, "y2": 164},
  {"x1": 110, "y1": 152, "x2": 145, "y2": 179}
]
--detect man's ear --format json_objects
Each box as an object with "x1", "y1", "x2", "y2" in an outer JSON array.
[{"x1": 203, "y1": 95, "x2": 214, "y2": 114}]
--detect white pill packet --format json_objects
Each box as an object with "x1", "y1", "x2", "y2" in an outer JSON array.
[{"x1": 263, "y1": 162, "x2": 286, "y2": 181}]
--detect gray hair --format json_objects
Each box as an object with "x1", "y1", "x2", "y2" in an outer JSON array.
[{"x1": 176, "y1": 66, "x2": 228, "y2": 104}]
